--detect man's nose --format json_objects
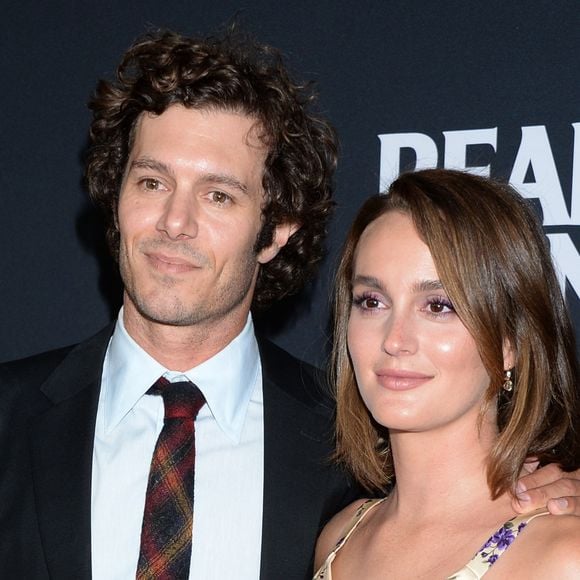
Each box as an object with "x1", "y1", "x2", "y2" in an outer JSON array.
[{"x1": 156, "y1": 190, "x2": 198, "y2": 240}]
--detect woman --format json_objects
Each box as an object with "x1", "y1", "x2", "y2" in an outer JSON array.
[{"x1": 315, "y1": 169, "x2": 580, "y2": 578}]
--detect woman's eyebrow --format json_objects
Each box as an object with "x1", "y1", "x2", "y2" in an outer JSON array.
[
  {"x1": 412, "y1": 279, "x2": 445, "y2": 293},
  {"x1": 351, "y1": 275, "x2": 385, "y2": 292}
]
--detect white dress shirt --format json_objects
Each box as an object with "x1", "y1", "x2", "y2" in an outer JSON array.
[{"x1": 91, "y1": 310, "x2": 264, "y2": 579}]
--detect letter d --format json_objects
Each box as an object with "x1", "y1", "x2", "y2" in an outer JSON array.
[{"x1": 378, "y1": 132, "x2": 438, "y2": 192}]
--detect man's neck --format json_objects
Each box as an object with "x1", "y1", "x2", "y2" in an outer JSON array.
[{"x1": 122, "y1": 303, "x2": 249, "y2": 371}]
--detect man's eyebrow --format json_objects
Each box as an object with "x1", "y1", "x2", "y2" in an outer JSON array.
[
  {"x1": 199, "y1": 173, "x2": 249, "y2": 195},
  {"x1": 127, "y1": 160, "x2": 249, "y2": 195},
  {"x1": 129, "y1": 157, "x2": 175, "y2": 179}
]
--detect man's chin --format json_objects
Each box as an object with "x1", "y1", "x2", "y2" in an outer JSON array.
[
  {"x1": 138, "y1": 305, "x2": 201, "y2": 327},
  {"x1": 124, "y1": 292, "x2": 202, "y2": 328}
]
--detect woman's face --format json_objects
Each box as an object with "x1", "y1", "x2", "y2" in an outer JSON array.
[{"x1": 347, "y1": 210, "x2": 493, "y2": 434}]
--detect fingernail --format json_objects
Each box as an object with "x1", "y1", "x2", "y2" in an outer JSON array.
[
  {"x1": 516, "y1": 491, "x2": 530, "y2": 502},
  {"x1": 515, "y1": 481, "x2": 527, "y2": 494},
  {"x1": 554, "y1": 498, "x2": 568, "y2": 510}
]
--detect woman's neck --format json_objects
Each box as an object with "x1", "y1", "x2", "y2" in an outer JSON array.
[{"x1": 385, "y1": 412, "x2": 512, "y2": 524}]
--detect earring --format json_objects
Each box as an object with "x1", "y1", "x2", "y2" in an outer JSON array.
[{"x1": 503, "y1": 369, "x2": 513, "y2": 392}]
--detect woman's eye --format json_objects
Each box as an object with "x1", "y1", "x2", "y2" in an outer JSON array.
[
  {"x1": 426, "y1": 299, "x2": 454, "y2": 315},
  {"x1": 353, "y1": 294, "x2": 384, "y2": 310}
]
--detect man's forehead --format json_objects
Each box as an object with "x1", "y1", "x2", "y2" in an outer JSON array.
[{"x1": 128, "y1": 105, "x2": 269, "y2": 157}]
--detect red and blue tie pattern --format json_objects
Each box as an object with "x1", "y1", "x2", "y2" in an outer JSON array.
[{"x1": 136, "y1": 377, "x2": 206, "y2": 579}]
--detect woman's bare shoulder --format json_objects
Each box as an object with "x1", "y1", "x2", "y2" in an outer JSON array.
[
  {"x1": 314, "y1": 499, "x2": 376, "y2": 570},
  {"x1": 509, "y1": 513, "x2": 580, "y2": 578},
  {"x1": 539, "y1": 515, "x2": 580, "y2": 576}
]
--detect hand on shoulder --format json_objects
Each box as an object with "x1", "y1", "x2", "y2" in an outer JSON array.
[{"x1": 514, "y1": 463, "x2": 580, "y2": 516}]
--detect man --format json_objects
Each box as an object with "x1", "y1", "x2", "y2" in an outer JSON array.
[
  {"x1": 0, "y1": 29, "x2": 578, "y2": 580},
  {"x1": 0, "y1": 30, "x2": 356, "y2": 580}
]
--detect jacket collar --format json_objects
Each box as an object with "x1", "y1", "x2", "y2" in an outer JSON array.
[
  {"x1": 30, "y1": 325, "x2": 113, "y2": 579},
  {"x1": 257, "y1": 338, "x2": 339, "y2": 580}
]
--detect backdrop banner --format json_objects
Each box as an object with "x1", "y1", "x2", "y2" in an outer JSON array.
[{"x1": 1, "y1": 0, "x2": 578, "y2": 366}]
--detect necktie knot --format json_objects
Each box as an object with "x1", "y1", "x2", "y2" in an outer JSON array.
[{"x1": 148, "y1": 377, "x2": 205, "y2": 419}]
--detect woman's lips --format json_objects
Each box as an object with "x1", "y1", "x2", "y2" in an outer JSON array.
[{"x1": 375, "y1": 369, "x2": 433, "y2": 391}]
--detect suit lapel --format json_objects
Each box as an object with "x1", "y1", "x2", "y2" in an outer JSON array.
[
  {"x1": 29, "y1": 326, "x2": 113, "y2": 579},
  {"x1": 27, "y1": 328, "x2": 339, "y2": 579},
  {"x1": 259, "y1": 340, "x2": 337, "y2": 580}
]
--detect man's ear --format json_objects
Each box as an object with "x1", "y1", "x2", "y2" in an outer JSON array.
[
  {"x1": 503, "y1": 338, "x2": 515, "y2": 371},
  {"x1": 257, "y1": 222, "x2": 300, "y2": 264}
]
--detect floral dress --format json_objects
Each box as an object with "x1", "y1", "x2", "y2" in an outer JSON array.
[{"x1": 313, "y1": 498, "x2": 549, "y2": 579}]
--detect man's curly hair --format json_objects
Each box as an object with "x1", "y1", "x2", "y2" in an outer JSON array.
[{"x1": 86, "y1": 29, "x2": 337, "y2": 308}]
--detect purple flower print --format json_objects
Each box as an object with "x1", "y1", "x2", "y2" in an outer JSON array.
[
  {"x1": 477, "y1": 520, "x2": 519, "y2": 567},
  {"x1": 489, "y1": 524, "x2": 516, "y2": 550},
  {"x1": 465, "y1": 515, "x2": 535, "y2": 575}
]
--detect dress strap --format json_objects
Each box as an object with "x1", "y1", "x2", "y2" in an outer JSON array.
[
  {"x1": 333, "y1": 498, "x2": 386, "y2": 552},
  {"x1": 448, "y1": 508, "x2": 550, "y2": 579},
  {"x1": 313, "y1": 498, "x2": 386, "y2": 580}
]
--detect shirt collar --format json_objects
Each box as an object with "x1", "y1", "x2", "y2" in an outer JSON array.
[{"x1": 102, "y1": 308, "x2": 261, "y2": 444}]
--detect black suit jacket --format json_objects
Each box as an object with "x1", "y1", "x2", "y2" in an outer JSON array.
[{"x1": 0, "y1": 325, "x2": 360, "y2": 579}]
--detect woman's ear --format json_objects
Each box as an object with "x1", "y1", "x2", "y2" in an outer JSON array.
[{"x1": 503, "y1": 338, "x2": 515, "y2": 371}]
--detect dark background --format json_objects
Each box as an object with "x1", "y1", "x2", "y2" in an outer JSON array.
[{"x1": 1, "y1": 0, "x2": 578, "y2": 367}]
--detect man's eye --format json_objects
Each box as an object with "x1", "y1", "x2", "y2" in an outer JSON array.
[
  {"x1": 210, "y1": 191, "x2": 231, "y2": 204},
  {"x1": 142, "y1": 178, "x2": 162, "y2": 190}
]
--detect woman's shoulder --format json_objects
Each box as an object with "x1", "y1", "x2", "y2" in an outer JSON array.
[
  {"x1": 535, "y1": 514, "x2": 580, "y2": 576},
  {"x1": 314, "y1": 498, "x2": 383, "y2": 570},
  {"x1": 501, "y1": 512, "x2": 580, "y2": 578}
]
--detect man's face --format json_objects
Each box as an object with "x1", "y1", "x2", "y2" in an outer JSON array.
[{"x1": 117, "y1": 105, "x2": 282, "y2": 332}]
